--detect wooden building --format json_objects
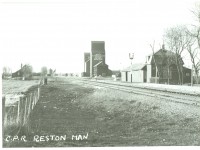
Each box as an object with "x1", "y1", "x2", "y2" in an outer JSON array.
[
  {"x1": 121, "y1": 64, "x2": 146, "y2": 82},
  {"x1": 12, "y1": 64, "x2": 23, "y2": 78},
  {"x1": 121, "y1": 47, "x2": 191, "y2": 84},
  {"x1": 12, "y1": 64, "x2": 32, "y2": 80}
]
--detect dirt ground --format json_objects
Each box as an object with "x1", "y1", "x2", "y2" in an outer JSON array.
[{"x1": 3, "y1": 78, "x2": 200, "y2": 147}]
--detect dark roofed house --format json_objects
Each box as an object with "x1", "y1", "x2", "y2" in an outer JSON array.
[
  {"x1": 146, "y1": 47, "x2": 190, "y2": 84},
  {"x1": 12, "y1": 64, "x2": 32, "y2": 80},
  {"x1": 12, "y1": 64, "x2": 23, "y2": 78}
]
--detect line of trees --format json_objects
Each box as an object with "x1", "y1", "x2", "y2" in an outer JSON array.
[
  {"x1": 187, "y1": 4, "x2": 200, "y2": 84},
  {"x1": 2, "y1": 66, "x2": 12, "y2": 78},
  {"x1": 2, "y1": 64, "x2": 56, "y2": 80},
  {"x1": 164, "y1": 26, "x2": 192, "y2": 85}
]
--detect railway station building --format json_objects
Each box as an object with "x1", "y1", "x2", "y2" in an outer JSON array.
[{"x1": 121, "y1": 46, "x2": 192, "y2": 84}]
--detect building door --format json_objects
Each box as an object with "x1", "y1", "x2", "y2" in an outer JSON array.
[
  {"x1": 143, "y1": 70, "x2": 147, "y2": 82},
  {"x1": 131, "y1": 74, "x2": 132, "y2": 82},
  {"x1": 126, "y1": 72, "x2": 128, "y2": 82}
]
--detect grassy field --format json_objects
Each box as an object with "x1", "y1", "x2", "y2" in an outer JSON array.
[
  {"x1": 2, "y1": 79, "x2": 40, "y2": 141},
  {"x1": 3, "y1": 78, "x2": 200, "y2": 147},
  {"x1": 2, "y1": 79, "x2": 39, "y2": 95}
]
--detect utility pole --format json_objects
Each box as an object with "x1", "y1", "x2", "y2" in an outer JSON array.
[
  {"x1": 191, "y1": 65, "x2": 193, "y2": 86},
  {"x1": 129, "y1": 53, "x2": 134, "y2": 83}
]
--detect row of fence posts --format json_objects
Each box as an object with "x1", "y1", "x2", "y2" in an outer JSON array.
[{"x1": 2, "y1": 86, "x2": 40, "y2": 135}]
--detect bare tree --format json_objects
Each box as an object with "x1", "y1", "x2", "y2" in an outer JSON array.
[
  {"x1": 160, "y1": 47, "x2": 175, "y2": 84},
  {"x1": 187, "y1": 3, "x2": 200, "y2": 84},
  {"x1": 150, "y1": 42, "x2": 175, "y2": 84},
  {"x1": 164, "y1": 26, "x2": 192, "y2": 85},
  {"x1": 41, "y1": 66, "x2": 48, "y2": 77},
  {"x1": 49, "y1": 68, "x2": 53, "y2": 76},
  {"x1": 2, "y1": 66, "x2": 11, "y2": 79},
  {"x1": 22, "y1": 64, "x2": 33, "y2": 80},
  {"x1": 187, "y1": 44, "x2": 200, "y2": 84},
  {"x1": 150, "y1": 41, "x2": 160, "y2": 83}
]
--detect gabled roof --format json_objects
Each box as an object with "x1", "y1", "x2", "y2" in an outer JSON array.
[
  {"x1": 147, "y1": 48, "x2": 175, "y2": 57},
  {"x1": 183, "y1": 66, "x2": 192, "y2": 70},
  {"x1": 12, "y1": 64, "x2": 27, "y2": 74},
  {"x1": 155, "y1": 49, "x2": 175, "y2": 56},
  {"x1": 122, "y1": 63, "x2": 146, "y2": 72},
  {"x1": 147, "y1": 49, "x2": 184, "y2": 65}
]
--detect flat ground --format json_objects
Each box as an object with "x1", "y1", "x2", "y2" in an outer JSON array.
[
  {"x1": 2, "y1": 80, "x2": 39, "y2": 95},
  {"x1": 3, "y1": 77, "x2": 200, "y2": 147}
]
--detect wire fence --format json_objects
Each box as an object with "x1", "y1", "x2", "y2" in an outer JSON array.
[{"x1": 2, "y1": 86, "x2": 40, "y2": 136}]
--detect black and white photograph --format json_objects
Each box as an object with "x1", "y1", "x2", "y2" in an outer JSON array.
[{"x1": 0, "y1": 0, "x2": 200, "y2": 148}]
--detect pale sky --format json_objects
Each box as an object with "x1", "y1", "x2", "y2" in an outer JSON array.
[{"x1": 0, "y1": 0, "x2": 199, "y2": 73}]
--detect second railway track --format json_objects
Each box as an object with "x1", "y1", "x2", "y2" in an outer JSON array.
[{"x1": 75, "y1": 79, "x2": 200, "y2": 107}]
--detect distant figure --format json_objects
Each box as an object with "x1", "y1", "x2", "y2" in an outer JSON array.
[{"x1": 44, "y1": 77, "x2": 48, "y2": 85}]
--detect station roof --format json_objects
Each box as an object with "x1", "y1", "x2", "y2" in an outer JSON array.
[{"x1": 122, "y1": 63, "x2": 146, "y2": 72}]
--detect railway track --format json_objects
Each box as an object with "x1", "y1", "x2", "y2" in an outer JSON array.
[{"x1": 75, "y1": 79, "x2": 200, "y2": 107}]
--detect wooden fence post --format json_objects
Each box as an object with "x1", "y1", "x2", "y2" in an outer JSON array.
[
  {"x1": 28, "y1": 94, "x2": 32, "y2": 116},
  {"x1": 2, "y1": 96, "x2": 5, "y2": 138},
  {"x1": 31, "y1": 95, "x2": 34, "y2": 110},
  {"x1": 17, "y1": 98, "x2": 21, "y2": 125},
  {"x1": 38, "y1": 87, "x2": 40, "y2": 100},
  {"x1": 4, "y1": 87, "x2": 41, "y2": 130},
  {"x1": 34, "y1": 92, "x2": 37, "y2": 106},
  {"x1": 14, "y1": 101, "x2": 18, "y2": 126},
  {"x1": 33, "y1": 94, "x2": 35, "y2": 108},
  {"x1": 23, "y1": 97, "x2": 28, "y2": 125},
  {"x1": 20, "y1": 97, "x2": 24, "y2": 126}
]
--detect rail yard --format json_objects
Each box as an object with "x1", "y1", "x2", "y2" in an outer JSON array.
[{"x1": 3, "y1": 77, "x2": 200, "y2": 147}]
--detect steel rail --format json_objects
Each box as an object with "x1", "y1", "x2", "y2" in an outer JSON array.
[{"x1": 75, "y1": 79, "x2": 200, "y2": 107}]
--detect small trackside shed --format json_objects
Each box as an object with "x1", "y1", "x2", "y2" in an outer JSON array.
[{"x1": 121, "y1": 64, "x2": 146, "y2": 83}]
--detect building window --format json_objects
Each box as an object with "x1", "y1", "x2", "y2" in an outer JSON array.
[{"x1": 186, "y1": 73, "x2": 190, "y2": 76}]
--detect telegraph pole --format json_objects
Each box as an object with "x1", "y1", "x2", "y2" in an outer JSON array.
[
  {"x1": 129, "y1": 53, "x2": 134, "y2": 83},
  {"x1": 191, "y1": 65, "x2": 193, "y2": 86}
]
